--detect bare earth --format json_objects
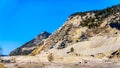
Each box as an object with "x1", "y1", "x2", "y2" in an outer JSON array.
[{"x1": 4, "y1": 62, "x2": 120, "y2": 68}]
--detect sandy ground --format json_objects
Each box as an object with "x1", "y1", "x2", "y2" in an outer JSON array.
[
  {"x1": 4, "y1": 62, "x2": 120, "y2": 68},
  {"x1": 3, "y1": 35, "x2": 120, "y2": 68}
]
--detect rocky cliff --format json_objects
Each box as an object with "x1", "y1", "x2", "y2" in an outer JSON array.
[
  {"x1": 9, "y1": 31, "x2": 50, "y2": 56},
  {"x1": 9, "y1": 4, "x2": 120, "y2": 61},
  {"x1": 31, "y1": 4, "x2": 120, "y2": 60}
]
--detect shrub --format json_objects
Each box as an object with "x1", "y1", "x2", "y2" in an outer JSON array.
[
  {"x1": 70, "y1": 47, "x2": 74, "y2": 52},
  {"x1": 47, "y1": 53, "x2": 54, "y2": 62},
  {"x1": 12, "y1": 57, "x2": 16, "y2": 63}
]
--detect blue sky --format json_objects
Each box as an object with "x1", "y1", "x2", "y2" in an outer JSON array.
[{"x1": 0, "y1": 0, "x2": 120, "y2": 55}]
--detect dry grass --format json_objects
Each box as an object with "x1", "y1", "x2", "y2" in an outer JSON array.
[
  {"x1": 0, "y1": 64, "x2": 4, "y2": 68},
  {"x1": 47, "y1": 53, "x2": 54, "y2": 62},
  {"x1": 30, "y1": 44, "x2": 45, "y2": 56}
]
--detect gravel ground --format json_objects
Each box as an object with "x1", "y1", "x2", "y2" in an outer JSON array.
[{"x1": 4, "y1": 62, "x2": 120, "y2": 68}]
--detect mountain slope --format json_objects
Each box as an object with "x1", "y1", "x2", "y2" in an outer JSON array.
[
  {"x1": 9, "y1": 31, "x2": 50, "y2": 56},
  {"x1": 31, "y1": 4, "x2": 120, "y2": 60}
]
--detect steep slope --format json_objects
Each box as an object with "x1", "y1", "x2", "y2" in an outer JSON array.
[
  {"x1": 36, "y1": 35, "x2": 120, "y2": 62},
  {"x1": 31, "y1": 4, "x2": 120, "y2": 60},
  {"x1": 9, "y1": 31, "x2": 50, "y2": 56}
]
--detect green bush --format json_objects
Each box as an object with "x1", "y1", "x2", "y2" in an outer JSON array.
[{"x1": 70, "y1": 47, "x2": 74, "y2": 52}]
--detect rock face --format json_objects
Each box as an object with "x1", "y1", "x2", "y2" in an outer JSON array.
[
  {"x1": 9, "y1": 31, "x2": 50, "y2": 56},
  {"x1": 10, "y1": 4, "x2": 120, "y2": 61},
  {"x1": 43, "y1": 4, "x2": 120, "y2": 50},
  {"x1": 31, "y1": 4, "x2": 120, "y2": 60}
]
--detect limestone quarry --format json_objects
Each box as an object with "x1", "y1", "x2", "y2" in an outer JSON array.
[{"x1": 1, "y1": 4, "x2": 120, "y2": 68}]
